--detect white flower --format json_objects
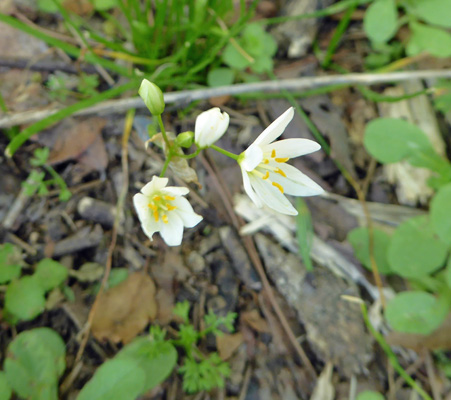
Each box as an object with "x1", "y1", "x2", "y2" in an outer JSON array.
[
  {"x1": 194, "y1": 108, "x2": 230, "y2": 148},
  {"x1": 238, "y1": 107, "x2": 324, "y2": 216},
  {"x1": 133, "y1": 176, "x2": 202, "y2": 246}
]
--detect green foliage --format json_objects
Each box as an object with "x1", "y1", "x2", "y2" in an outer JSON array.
[
  {"x1": 222, "y1": 23, "x2": 277, "y2": 77},
  {"x1": 388, "y1": 216, "x2": 448, "y2": 279},
  {"x1": 0, "y1": 372, "x2": 12, "y2": 400},
  {"x1": 0, "y1": 243, "x2": 25, "y2": 284},
  {"x1": 3, "y1": 328, "x2": 66, "y2": 400},
  {"x1": 4, "y1": 258, "x2": 68, "y2": 323},
  {"x1": 405, "y1": 0, "x2": 451, "y2": 28},
  {"x1": 385, "y1": 291, "x2": 449, "y2": 334},
  {"x1": 207, "y1": 68, "x2": 235, "y2": 87},
  {"x1": 406, "y1": 22, "x2": 451, "y2": 58},
  {"x1": 348, "y1": 227, "x2": 392, "y2": 274},
  {"x1": 179, "y1": 353, "x2": 231, "y2": 394},
  {"x1": 434, "y1": 80, "x2": 451, "y2": 113},
  {"x1": 363, "y1": 0, "x2": 398, "y2": 43},
  {"x1": 79, "y1": 303, "x2": 237, "y2": 396},
  {"x1": 430, "y1": 183, "x2": 451, "y2": 245},
  {"x1": 356, "y1": 391, "x2": 385, "y2": 400}
]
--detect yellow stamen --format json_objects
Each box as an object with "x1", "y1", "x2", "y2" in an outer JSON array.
[
  {"x1": 275, "y1": 157, "x2": 289, "y2": 163},
  {"x1": 153, "y1": 210, "x2": 159, "y2": 222},
  {"x1": 153, "y1": 195, "x2": 161, "y2": 202},
  {"x1": 272, "y1": 182, "x2": 284, "y2": 193},
  {"x1": 167, "y1": 204, "x2": 177, "y2": 211},
  {"x1": 162, "y1": 214, "x2": 169, "y2": 224},
  {"x1": 275, "y1": 168, "x2": 286, "y2": 177},
  {"x1": 164, "y1": 195, "x2": 175, "y2": 201},
  {"x1": 271, "y1": 149, "x2": 276, "y2": 158},
  {"x1": 262, "y1": 171, "x2": 270, "y2": 180},
  {"x1": 263, "y1": 158, "x2": 269, "y2": 164},
  {"x1": 148, "y1": 203, "x2": 157, "y2": 211}
]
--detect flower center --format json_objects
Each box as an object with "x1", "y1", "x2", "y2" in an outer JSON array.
[
  {"x1": 148, "y1": 193, "x2": 177, "y2": 223},
  {"x1": 252, "y1": 149, "x2": 290, "y2": 193}
]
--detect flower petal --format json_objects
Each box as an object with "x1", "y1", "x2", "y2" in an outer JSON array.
[
  {"x1": 249, "y1": 174, "x2": 298, "y2": 215},
  {"x1": 271, "y1": 163, "x2": 325, "y2": 196},
  {"x1": 195, "y1": 108, "x2": 229, "y2": 148},
  {"x1": 241, "y1": 167, "x2": 263, "y2": 208},
  {"x1": 240, "y1": 144, "x2": 263, "y2": 172},
  {"x1": 162, "y1": 186, "x2": 190, "y2": 196},
  {"x1": 133, "y1": 193, "x2": 159, "y2": 240},
  {"x1": 254, "y1": 107, "x2": 294, "y2": 146},
  {"x1": 172, "y1": 197, "x2": 203, "y2": 228},
  {"x1": 160, "y1": 212, "x2": 184, "y2": 246},
  {"x1": 264, "y1": 139, "x2": 321, "y2": 158},
  {"x1": 141, "y1": 176, "x2": 168, "y2": 196}
]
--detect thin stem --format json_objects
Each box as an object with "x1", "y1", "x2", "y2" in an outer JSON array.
[
  {"x1": 177, "y1": 148, "x2": 201, "y2": 159},
  {"x1": 210, "y1": 144, "x2": 239, "y2": 161},
  {"x1": 157, "y1": 114, "x2": 171, "y2": 149},
  {"x1": 160, "y1": 153, "x2": 172, "y2": 177}
]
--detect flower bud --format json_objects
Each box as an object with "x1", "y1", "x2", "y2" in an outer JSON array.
[
  {"x1": 194, "y1": 108, "x2": 230, "y2": 148},
  {"x1": 175, "y1": 131, "x2": 194, "y2": 148},
  {"x1": 139, "y1": 79, "x2": 165, "y2": 115}
]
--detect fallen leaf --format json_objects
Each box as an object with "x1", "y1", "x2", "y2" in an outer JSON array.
[
  {"x1": 77, "y1": 133, "x2": 108, "y2": 173},
  {"x1": 217, "y1": 332, "x2": 243, "y2": 360},
  {"x1": 92, "y1": 272, "x2": 157, "y2": 343},
  {"x1": 310, "y1": 362, "x2": 335, "y2": 400},
  {"x1": 241, "y1": 309, "x2": 269, "y2": 333},
  {"x1": 62, "y1": 0, "x2": 94, "y2": 15}
]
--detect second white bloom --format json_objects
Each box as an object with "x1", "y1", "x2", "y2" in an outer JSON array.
[
  {"x1": 238, "y1": 107, "x2": 324, "y2": 216},
  {"x1": 133, "y1": 176, "x2": 202, "y2": 246},
  {"x1": 194, "y1": 107, "x2": 230, "y2": 148}
]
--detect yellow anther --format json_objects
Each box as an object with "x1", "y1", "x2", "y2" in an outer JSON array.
[
  {"x1": 164, "y1": 195, "x2": 175, "y2": 201},
  {"x1": 275, "y1": 157, "x2": 289, "y2": 163},
  {"x1": 275, "y1": 168, "x2": 286, "y2": 177},
  {"x1": 271, "y1": 149, "x2": 276, "y2": 158},
  {"x1": 153, "y1": 195, "x2": 161, "y2": 202},
  {"x1": 162, "y1": 214, "x2": 169, "y2": 224},
  {"x1": 263, "y1": 159, "x2": 269, "y2": 164},
  {"x1": 153, "y1": 210, "x2": 159, "y2": 222},
  {"x1": 262, "y1": 171, "x2": 270, "y2": 180},
  {"x1": 272, "y1": 182, "x2": 284, "y2": 193},
  {"x1": 167, "y1": 204, "x2": 177, "y2": 211},
  {"x1": 148, "y1": 203, "x2": 157, "y2": 211}
]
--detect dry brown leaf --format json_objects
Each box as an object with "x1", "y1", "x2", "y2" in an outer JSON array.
[
  {"x1": 62, "y1": 0, "x2": 94, "y2": 15},
  {"x1": 41, "y1": 117, "x2": 106, "y2": 165},
  {"x1": 241, "y1": 309, "x2": 269, "y2": 333},
  {"x1": 92, "y1": 272, "x2": 157, "y2": 343},
  {"x1": 217, "y1": 332, "x2": 244, "y2": 360},
  {"x1": 386, "y1": 314, "x2": 451, "y2": 351},
  {"x1": 77, "y1": 133, "x2": 108, "y2": 172}
]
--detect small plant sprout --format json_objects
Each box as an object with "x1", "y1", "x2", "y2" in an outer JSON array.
[
  {"x1": 238, "y1": 107, "x2": 324, "y2": 215},
  {"x1": 194, "y1": 107, "x2": 230, "y2": 148},
  {"x1": 133, "y1": 176, "x2": 202, "y2": 246}
]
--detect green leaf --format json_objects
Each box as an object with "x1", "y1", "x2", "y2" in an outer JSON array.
[
  {"x1": 4, "y1": 328, "x2": 66, "y2": 400},
  {"x1": 430, "y1": 183, "x2": 451, "y2": 245},
  {"x1": 37, "y1": 0, "x2": 64, "y2": 12},
  {"x1": 385, "y1": 291, "x2": 448, "y2": 334},
  {"x1": 0, "y1": 243, "x2": 24, "y2": 284},
  {"x1": 92, "y1": 0, "x2": 118, "y2": 11},
  {"x1": 207, "y1": 68, "x2": 235, "y2": 87},
  {"x1": 356, "y1": 391, "x2": 385, "y2": 400},
  {"x1": 251, "y1": 55, "x2": 273, "y2": 74},
  {"x1": 242, "y1": 23, "x2": 277, "y2": 58},
  {"x1": 5, "y1": 276, "x2": 46, "y2": 322},
  {"x1": 446, "y1": 256, "x2": 451, "y2": 289},
  {"x1": 407, "y1": 22, "x2": 451, "y2": 58},
  {"x1": 388, "y1": 216, "x2": 448, "y2": 278},
  {"x1": 348, "y1": 227, "x2": 392, "y2": 274},
  {"x1": 0, "y1": 372, "x2": 12, "y2": 400},
  {"x1": 364, "y1": 0, "x2": 398, "y2": 43},
  {"x1": 78, "y1": 359, "x2": 145, "y2": 400},
  {"x1": 34, "y1": 259, "x2": 68, "y2": 292},
  {"x1": 30, "y1": 147, "x2": 49, "y2": 167},
  {"x1": 222, "y1": 42, "x2": 250, "y2": 70},
  {"x1": 364, "y1": 118, "x2": 433, "y2": 163},
  {"x1": 116, "y1": 337, "x2": 177, "y2": 393},
  {"x1": 407, "y1": 0, "x2": 451, "y2": 28}
]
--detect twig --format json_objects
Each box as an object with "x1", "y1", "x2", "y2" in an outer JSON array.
[
  {"x1": 73, "y1": 109, "x2": 134, "y2": 364},
  {"x1": 203, "y1": 153, "x2": 317, "y2": 379},
  {"x1": 238, "y1": 365, "x2": 253, "y2": 400},
  {"x1": 425, "y1": 351, "x2": 442, "y2": 400},
  {"x1": 2, "y1": 70, "x2": 451, "y2": 129}
]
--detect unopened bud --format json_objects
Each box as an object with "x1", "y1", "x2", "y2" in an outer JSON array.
[
  {"x1": 139, "y1": 79, "x2": 165, "y2": 115},
  {"x1": 175, "y1": 131, "x2": 194, "y2": 148}
]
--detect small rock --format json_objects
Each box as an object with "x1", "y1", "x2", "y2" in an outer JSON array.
[{"x1": 185, "y1": 251, "x2": 206, "y2": 273}]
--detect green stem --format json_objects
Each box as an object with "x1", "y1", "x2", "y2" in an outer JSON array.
[
  {"x1": 177, "y1": 148, "x2": 201, "y2": 159},
  {"x1": 157, "y1": 114, "x2": 171, "y2": 150},
  {"x1": 44, "y1": 165, "x2": 69, "y2": 193},
  {"x1": 160, "y1": 153, "x2": 172, "y2": 177},
  {"x1": 210, "y1": 145, "x2": 239, "y2": 161}
]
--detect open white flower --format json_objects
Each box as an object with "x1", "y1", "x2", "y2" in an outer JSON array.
[
  {"x1": 133, "y1": 176, "x2": 202, "y2": 246},
  {"x1": 238, "y1": 107, "x2": 324, "y2": 215},
  {"x1": 195, "y1": 108, "x2": 230, "y2": 148}
]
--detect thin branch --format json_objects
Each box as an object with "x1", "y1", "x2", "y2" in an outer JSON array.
[{"x1": 2, "y1": 70, "x2": 451, "y2": 129}]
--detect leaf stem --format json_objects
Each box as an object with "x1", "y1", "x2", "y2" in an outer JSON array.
[{"x1": 210, "y1": 145, "x2": 239, "y2": 161}]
